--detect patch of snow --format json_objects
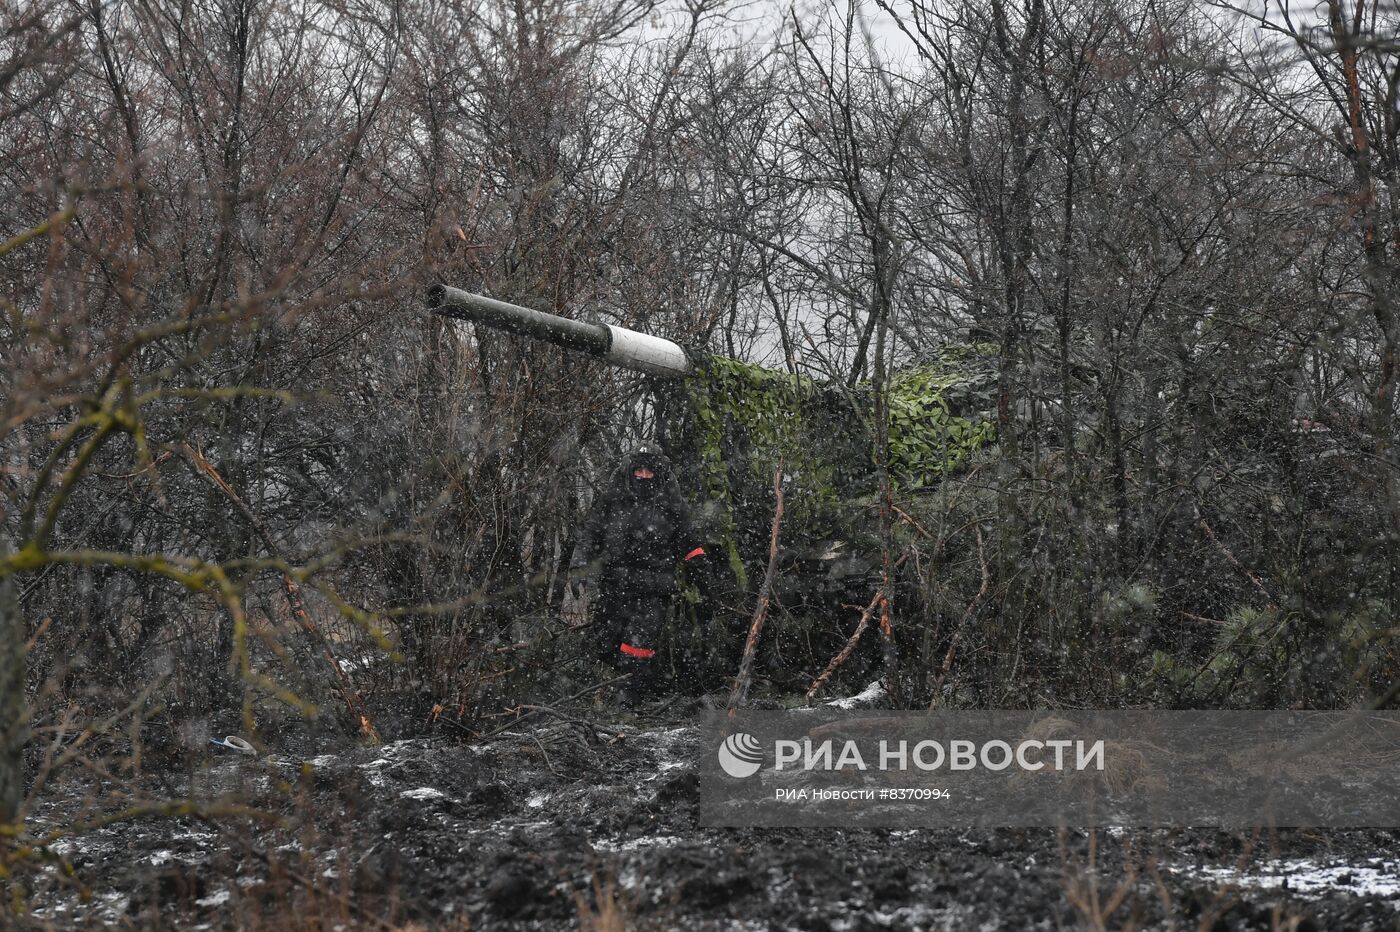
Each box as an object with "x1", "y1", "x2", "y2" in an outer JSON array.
[
  {"x1": 150, "y1": 849, "x2": 175, "y2": 866},
  {"x1": 401, "y1": 787, "x2": 446, "y2": 801},
  {"x1": 1188, "y1": 859, "x2": 1400, "y2": 902},
  {"x1": 99, "y1": 891, "x2": 129, "y2": 914},
  {"x1": 360, "y1": 757, "x2": 391, "y2": 787},
  {"x1": 651, "y1": 726, "x2": 692, "y2": 742},
  {"x1": 825, "y1": 680, "x2": 886, "y2": 710},
  {"x1": 526, "y1": 792, "x2": 549, "y2": 809},
  {"x1": 645, "y1": 725, "x2": 696, "y2": 775},
  {"x1": 309, "y1": 755, "x2": 340, "y2": 768},
  {"x1": 196, "y1": 890, "x2": 231, "y2": 908},
  {"x1": 462, "y1": 818, "x2": 553, "y2": 844},
  {"x1": 615, "y1": 863, "x2": 642, "y2": 891},
  {"x1": 593, "y1": 834, "x2": 685, "y2": 853},
  {"x1": 865, "y1": 903, "x2": 948, "y2": 928}
]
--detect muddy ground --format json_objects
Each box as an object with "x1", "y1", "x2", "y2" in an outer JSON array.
[{"x1": 12, "y1": 695, "x2": 1400, "y2": 930}]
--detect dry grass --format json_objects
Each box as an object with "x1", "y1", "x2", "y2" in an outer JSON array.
[{"x1": 575, "y1": 871, "x2": 632, "y2": 932}]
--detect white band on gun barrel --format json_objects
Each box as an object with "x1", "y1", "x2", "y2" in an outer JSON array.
[{"x1": 604, "y1": 325, "x2": 692, "y2": 377}]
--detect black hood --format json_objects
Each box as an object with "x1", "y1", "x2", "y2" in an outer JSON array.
[
  {"x1": 626, "y1": 443, "x2": 671, "y2": 475},
  {"x1": 624, "y1": 443, "x2": 671, "y2": 495}
]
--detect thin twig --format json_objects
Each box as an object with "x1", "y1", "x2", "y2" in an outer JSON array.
[
  {"x1": 471, "y1": 674, "x2": 632, "y2": 741},
  {"x1": 728, "y1": 460, "x2": 785, "y2": 716},
  {"x1": 805, "y1": 589, "x2": 881, "y2": 702},
  {"x1": 1194, "y1": 504, "x2": 1277, "y2": 607},
  {"x1": 931, "y1": 526, "x2": 989, "y2": 707},
  {"x1": 516, "y1": 705, "x2": 622, "y2": 743}
]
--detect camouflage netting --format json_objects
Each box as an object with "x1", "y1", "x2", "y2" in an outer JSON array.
[
  {"x1": 885, "y1": 344, "x2": 1000, "y2": 487},
  {"x1": 672, "y1": 345, "x2": 1000, "y2": 587}
]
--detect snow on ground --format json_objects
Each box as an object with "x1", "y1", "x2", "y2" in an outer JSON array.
[
  {"x1": 400, "y1": 786, "x2": 447, "y2": 801},
  {"x1": 18, "y1": 718, "x2": 1400, "y2": 928},
  {"x1": 825, "y1": 680, "x2": 887, "y2": 709},
  {"x1": 1184, "y1": 858, "x2": 1400, "y2": 902},
  {"x1": 591, "y1": 834, "x2": 687, "y2": 853}
]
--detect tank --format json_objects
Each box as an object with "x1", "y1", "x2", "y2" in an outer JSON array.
[{"x1": 428, "y1": 286, "x2": 998, "y2": 598}]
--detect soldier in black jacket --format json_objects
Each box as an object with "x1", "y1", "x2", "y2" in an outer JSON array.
[{"x1": 572, "y1": 444, "x2": 707, "y2": 703}]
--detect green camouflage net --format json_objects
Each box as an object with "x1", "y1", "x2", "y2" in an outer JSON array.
[
  {"x1": 678, "y1": 346, "x2": 998, "y2": 583},
  {"x1": 885, "y1": 345, "x2": 999, "y2": 488}
]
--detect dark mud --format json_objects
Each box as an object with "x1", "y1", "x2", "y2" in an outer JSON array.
[{"x1": 14, "y1": 704, "x2": 1400, "y2": 930}]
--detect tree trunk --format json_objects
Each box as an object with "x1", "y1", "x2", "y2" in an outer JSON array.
[{"x1": 0, "y1": 538, "x2": 29, "y2": 822}]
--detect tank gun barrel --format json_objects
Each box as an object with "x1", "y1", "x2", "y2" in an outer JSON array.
[{"x1": 428, "y1": 285, "x2": 692, "y2": 378}]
